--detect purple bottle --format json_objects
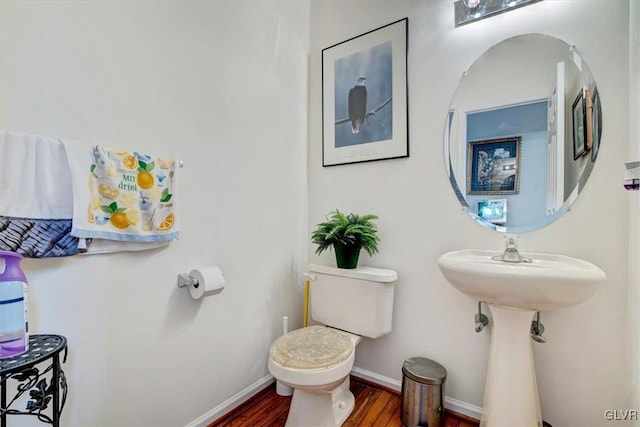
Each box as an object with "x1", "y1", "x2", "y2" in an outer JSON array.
[{"x1": 0, "y1": 251, "x2": 28, "y2": 358}]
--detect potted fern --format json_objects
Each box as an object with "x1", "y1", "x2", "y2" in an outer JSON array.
[{"x1": 311, "y1": 210, "x2": 380, "y2": 269}]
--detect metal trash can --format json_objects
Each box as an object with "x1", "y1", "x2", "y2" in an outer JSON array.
[{"x1": 401, "y1": 357, "x2": 447, "y2": 427}]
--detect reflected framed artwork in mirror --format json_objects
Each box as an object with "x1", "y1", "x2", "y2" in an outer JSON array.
[
  {"x1": 572, "y1": 89, "x2": 587, "y2": 160},
  {"x1": 321, "y1": 18, "x2": 408, "y2": 167},
  {"x1": 467, "y1": 137, "x2": 521, "y2": 195}
]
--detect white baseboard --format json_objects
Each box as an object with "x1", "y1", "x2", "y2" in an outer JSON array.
[
  {"x1": 187, "y1": 366, "x2": 482, "y2": 427},
  {"x1": 443, "y1": 396, "x2": 483, "y2": 421},
  {"x1": 350, "y1": 365, "x2": 482, "y2": 421},
  {"x1": 185, "y1": 374, "x2": 275, "y2": 427},
  {"x1": 351, "y1": 365, "x2": 402, "y2": 392}
]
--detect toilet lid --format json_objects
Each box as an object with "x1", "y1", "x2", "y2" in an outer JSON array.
[{"x1": 269, "y1": 326, "x2": 354, "y2": 369}]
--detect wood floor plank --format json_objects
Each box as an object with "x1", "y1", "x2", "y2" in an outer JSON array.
[
  {"x1": 342, "y1": 386, "x2": 377, "y2": 427},
  {"x1": 350, "y1": 378, "x2": 366, "y2": 396},
  {"x1": 459, "y1": 420, "x2": 478, "y2": 427},
  {"x1": 214, "y1": 386, "x2": 290, "y2": 427},
  {"x1": 377, "y1": 396, "x2": 402, "y2": 427},
  {"x1": 445, "y1": 415, "x2": 461, "y2": 427},
  {"x1": 447, "y1": 409, "x2": 482, "y2": 427},
  {"x1": 351, "y1": 390, "x2": 392, "y2": 427},
  {"x1": 272, "y1": 410, "x2": 289, "y2": 426},
  {"x1": 208, "y1": 376, "x2": 479, "y2": 427}
]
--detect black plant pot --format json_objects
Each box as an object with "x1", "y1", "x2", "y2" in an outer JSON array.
[{"x1": 334, "y1": 244, "x2": 361, "y2": 269}]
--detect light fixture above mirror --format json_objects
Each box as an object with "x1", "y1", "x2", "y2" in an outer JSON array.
[{"x1": 454, "y1": 0, "x2": 543, "y2": 27}]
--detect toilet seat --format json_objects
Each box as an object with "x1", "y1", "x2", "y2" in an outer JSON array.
[
  {"x1": 270, "y1": 326, "x2": 354, "y2": 369},
  {"x1": 268, "y1": 326, "x2": 359, "y2": 388}
]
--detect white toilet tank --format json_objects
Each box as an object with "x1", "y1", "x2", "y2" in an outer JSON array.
[{"x1": 308, "y1": 264, "x2": 398, "y2": 339}]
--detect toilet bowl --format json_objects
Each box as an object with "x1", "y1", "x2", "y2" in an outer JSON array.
[
  {"x1": 268, "y1": 326, "x2": 362, "y2": 427},
  {"x1": 267, "y1": 264, "x2": 398, "y2": 427}
]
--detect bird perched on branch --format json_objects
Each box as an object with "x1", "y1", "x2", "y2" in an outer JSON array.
[{"x1": 348, "y1": 77, "x2": 367, "y2": 134}]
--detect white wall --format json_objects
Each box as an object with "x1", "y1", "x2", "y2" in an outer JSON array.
[
  {"x1": 629, "y1": 1, "x2": 640, "y2": 422},
  {"x1": 0, "y1": 1, "x2": 309, "y2": 426},
  {"x1": 309, "y1": 1, "x2": 629, "y2": 426}
]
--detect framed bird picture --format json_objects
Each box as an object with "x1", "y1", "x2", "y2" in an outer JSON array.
[{"x1": 321, "y1": 18, "x2": 409, "y2": 167}]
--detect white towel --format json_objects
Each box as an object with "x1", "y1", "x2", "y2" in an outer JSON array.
[
  {"x1": 78, "y1": 237, "x2": 169, "y2": 255},
  {"x1": 62, "y1": 141, "x2": 180, "y2": 243},
  {"x1": 0, "y1": 129, "x2": 73, "y2": 219}
]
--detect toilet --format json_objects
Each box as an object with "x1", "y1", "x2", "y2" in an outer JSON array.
[{"x1": 268, "y1": 263, "x2": 398, "y2": 427}]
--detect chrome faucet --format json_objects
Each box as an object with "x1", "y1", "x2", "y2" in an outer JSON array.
[{"x1": 492, "y1": 234, "x2": 532, "y2": 263}]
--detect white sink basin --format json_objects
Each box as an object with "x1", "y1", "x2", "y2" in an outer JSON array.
[{"x1": 437, "y1": 249, "x2": 606, "y2": 311}]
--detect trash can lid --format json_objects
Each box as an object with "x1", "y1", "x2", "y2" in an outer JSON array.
[{"x1": 402, "y1": 357, "x2": 447, "y2": 385}]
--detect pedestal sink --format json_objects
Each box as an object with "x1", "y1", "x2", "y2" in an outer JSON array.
[{"x1": 437, "y1": 249, "x2": 606, "y2": 426}]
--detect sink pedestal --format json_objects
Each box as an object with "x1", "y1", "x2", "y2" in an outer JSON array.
[
  {"x1": 437, "y1": 249, "x2": 606, "y2": 426},
  {"x1": 481, "y1": 305, "x2": 542, "y2": 427}
]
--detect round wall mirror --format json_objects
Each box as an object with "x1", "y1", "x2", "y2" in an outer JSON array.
[{"x1": 444, "y1": 33, "x2": 602, "y2": 233}]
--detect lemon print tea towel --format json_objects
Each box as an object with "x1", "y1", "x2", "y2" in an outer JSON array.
[{"x1": 74, "y1": 145, "x2": 180, "y2": 242}]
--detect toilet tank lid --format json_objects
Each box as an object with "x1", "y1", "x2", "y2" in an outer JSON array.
[{"x1": 308, "y1": 264, "x2": 398, "y2": 283}]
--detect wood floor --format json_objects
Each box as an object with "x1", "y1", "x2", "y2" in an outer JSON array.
[{"x1": 209, "y1": 376, "x2": 479, "y2": 427}]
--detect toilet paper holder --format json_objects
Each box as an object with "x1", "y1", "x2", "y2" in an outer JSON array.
[
  {"x1": 177, "y1": 272, "x2": 199, "y2": 288},
  {"x1": 177, "y1": 266, "x2": 225, "y2": 299}
]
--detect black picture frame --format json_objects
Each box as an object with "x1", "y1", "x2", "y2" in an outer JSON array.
[
  {"x1": 467, "y1": 136, "x2": 522, "y2": 195},
  {"x1": 321, "y1": 18, "x2": 409, "y2": 167},
  {"x1": 572, "y1": 89, "x2": 588, "y2": 160}
]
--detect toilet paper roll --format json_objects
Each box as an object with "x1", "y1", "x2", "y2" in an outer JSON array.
[{"x1": 188, "y1": 266, "x2": 225, "y2": 300}]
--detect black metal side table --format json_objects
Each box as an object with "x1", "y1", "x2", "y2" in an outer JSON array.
[{"x1": 0, "y1": 335, "x2": 68, "y2": 427}]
